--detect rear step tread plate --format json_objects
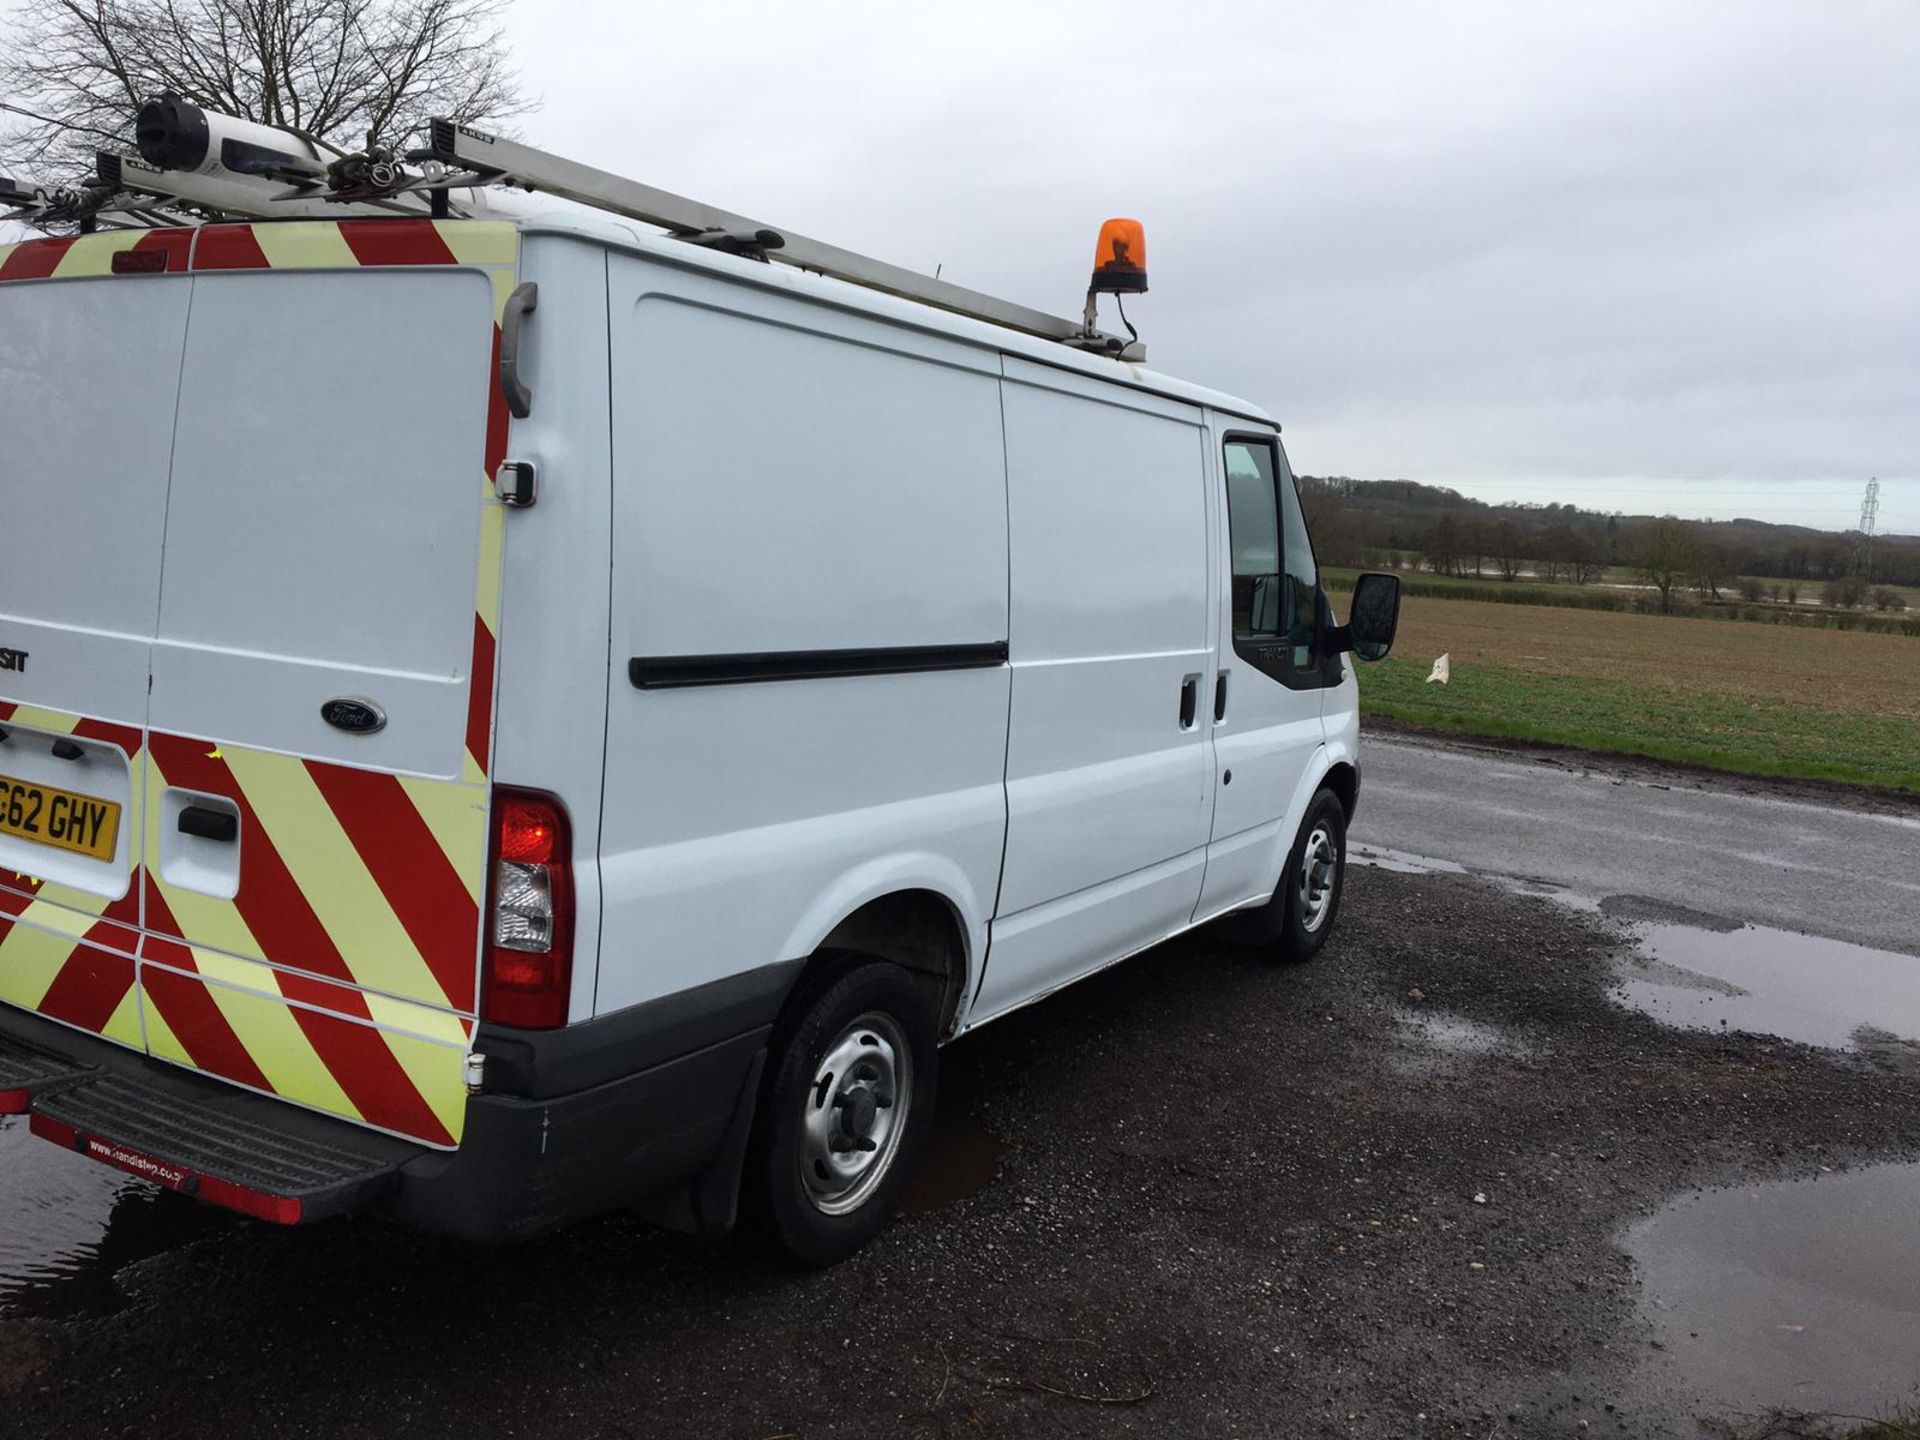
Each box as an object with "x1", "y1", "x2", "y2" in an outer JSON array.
[
  {"x1": 0, "y1": 1032, "x2": 98, "y2": 1109},
  {"x1": 28, "y1": 1071, "x2": 413, "y2": 1224}
]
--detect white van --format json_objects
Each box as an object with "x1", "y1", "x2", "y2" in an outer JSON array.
[{"x1": 0, "y1": 153, "x2": 1399, "y2": 1262}]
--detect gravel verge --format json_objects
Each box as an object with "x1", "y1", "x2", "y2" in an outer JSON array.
[{"x1": 4, "y1": 866, "x2": 1917, "y2": 1439}]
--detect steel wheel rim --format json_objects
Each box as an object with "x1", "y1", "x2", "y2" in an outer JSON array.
[
  {"x1": 1297, "y1": 823, "x2": 1339, "y2": 933},
  {"x1": 800, "y1": 1011, "x2": 912, "y2": 1216}
]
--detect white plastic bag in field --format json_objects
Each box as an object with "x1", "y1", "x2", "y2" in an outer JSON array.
[{"x1": 1426, "y1": 653, "x2": 1451, "y2": 685}]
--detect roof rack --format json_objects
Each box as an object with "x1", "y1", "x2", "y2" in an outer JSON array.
[
  {"x1": 5, "y1": 95, "x2": 1144, "y2": 360},
  {"x1": 0, "y1": 152, "x2": 440, "y2": 232},
  {"x1": 421, "y1": 121, "x2": 1139, "y2": 358},
  {"x1": 98, "y1": 152, "x2": 430, "y2": 222},
  {"x1": 1, "y1": 168, "x2": 183, "y2": 230}
]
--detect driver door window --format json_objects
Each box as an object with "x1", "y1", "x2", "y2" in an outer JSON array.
[{"x1": 1223, "y1": 437, "x2": 1320, "y2": 682}]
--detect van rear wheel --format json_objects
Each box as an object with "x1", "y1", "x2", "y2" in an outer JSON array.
[{"x1": 744, "y1": 957, "x2": 938, "y2": 1266}]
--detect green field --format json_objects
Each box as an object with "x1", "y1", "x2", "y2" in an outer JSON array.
[
  {"x1": 1357, "y1": 594, "x2": 1920, "y2": 794},
  {"x1": 1361, "y1": 659, "x2": 1920, "y2": 792}
]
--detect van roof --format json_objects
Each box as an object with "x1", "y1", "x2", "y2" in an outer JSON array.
[{"x1": 514, "y1": 211, "x2": 1279, "y2": 429}]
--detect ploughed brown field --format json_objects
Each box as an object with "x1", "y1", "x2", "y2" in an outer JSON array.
[
  {"x1": 1360, "y1": 594, "x2": 1920, "y2": 791},
  {"x1": 1391, "y1": 595, "x2": 1920, "y2": 719}
]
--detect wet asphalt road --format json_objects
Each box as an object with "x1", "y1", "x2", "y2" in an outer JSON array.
[
  {"x1": 2, "y1": 734, "x2": 1917, "y2": 1438},
  {"x1": 1352, "y1": 732, "x2": 1920, "y2": 955}
]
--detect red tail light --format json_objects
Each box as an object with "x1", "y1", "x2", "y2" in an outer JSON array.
[{"x1": 482, "y1": 787, "x2": 574, "y2": 1030}]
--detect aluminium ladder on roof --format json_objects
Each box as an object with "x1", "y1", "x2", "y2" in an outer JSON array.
[
  {"x1": 425, "y1": 121, "x2": 1138, "y2": 358},
  {"x1": 5, "y1": 96, "x2": 1139, "y2": 360}
]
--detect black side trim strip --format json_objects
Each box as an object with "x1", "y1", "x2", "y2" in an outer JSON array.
[{"x1": 629, "y1": 641, "x2": 1009, "y2": 690}]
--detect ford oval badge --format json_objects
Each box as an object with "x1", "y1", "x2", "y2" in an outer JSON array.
[{"x1": 321, "y1": 698, "x2": 387, "y2": 735}]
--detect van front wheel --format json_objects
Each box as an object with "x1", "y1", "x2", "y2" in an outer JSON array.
[
  {"x1": 1228, "y1": 787, "x2": 1348, "y2": 963},
  {"x1": 744, "y1": 958, "x2": 938, "y2": 1266}
]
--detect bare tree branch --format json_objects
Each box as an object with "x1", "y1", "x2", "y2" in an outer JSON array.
[{"x1": 0, "y1": 0, "x2": 532, "y2": 187}]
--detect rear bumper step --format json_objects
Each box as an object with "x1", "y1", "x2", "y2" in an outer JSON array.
[
  {"x1": 2, "y1": 1000, "x2": 772, "y2": 1243},
  {"x1": 31, "y1": 1075, "x2": 403, "y2": 1223},
  {"x1": 0, "y1": 1014, "x2": 417, "y2": 1225},
  {"x1": 0, "y1": 1031, "x2": 99, "y2": 1113}
]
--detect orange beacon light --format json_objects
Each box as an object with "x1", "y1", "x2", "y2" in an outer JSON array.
[{"x1": 1090, "y1": 218, "x2": 1148, "y2": 294}]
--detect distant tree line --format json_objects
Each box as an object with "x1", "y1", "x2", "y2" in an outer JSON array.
[{"x1": 1298, "y1": 478, "x2": 1915, "y2": 614}]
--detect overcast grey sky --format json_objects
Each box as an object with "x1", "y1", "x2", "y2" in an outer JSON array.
[
  {"x1": 506, "y1": 0, "x2": 1917, "y2": 534},
  {"x1": 1, "y1": 1, "x2": 1907, "y2": 531}
]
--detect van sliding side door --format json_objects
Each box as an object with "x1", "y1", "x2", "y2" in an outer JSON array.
[{"x1": 972, "y1": 365, "x2": 1213, "y2": 1021}]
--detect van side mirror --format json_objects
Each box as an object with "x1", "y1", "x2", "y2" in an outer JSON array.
[{"x1": 1336, "y1": 572, "x2": 1401, "y2": 662}]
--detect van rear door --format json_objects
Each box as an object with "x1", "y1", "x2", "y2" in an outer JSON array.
[
  {"x1": 0, "y1": 233, "x2": 194, "y2": 1048},
  {"x1": 2, "y1": 222, "x2": 517, "y2": 1148},
  {"x1": 140, "y1": 228, "x2": 512, "y2": 1146}
]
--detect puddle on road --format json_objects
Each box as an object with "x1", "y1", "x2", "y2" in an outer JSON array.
[
  {"x1": 899, "y1": 1113, "x2": 1003, "y2": 1215},
  {"x1": 0, "y1": 1118, "x2": 228, "y2": 1320},
  {"x1": 1612, "y1": 922, "x2": 1920, "y2": 1054},
  {"x1": 1626, "y1": 1165, "x2": 1920, "y2": 1418},
  {"x1": 1349, "y1": 843, "x2": 1467, "y2": 877},
  {"x1": 1352, "y1": 845, "x2": 1611, "y2": 915}
]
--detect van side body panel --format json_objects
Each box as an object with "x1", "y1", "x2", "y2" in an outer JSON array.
[
  {"x1": 595, "y1": 257, "x2": 1010, "y2": 1022},
  {"x1": 482, "y1": 233, "x2": 614, "y2": 1026}
]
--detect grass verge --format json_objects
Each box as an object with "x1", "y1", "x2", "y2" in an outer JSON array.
[{"x1": 1358, "y1": 657, "x2": 1920, "y2": 794}]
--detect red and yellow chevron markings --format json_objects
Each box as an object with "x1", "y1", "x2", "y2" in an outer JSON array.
[
  {"x1": 0, "y1": 228, "x2": 192, "y2": 281},
  {"x1": 129, "y1": 730, "x2": 483, "y2": 1146}
]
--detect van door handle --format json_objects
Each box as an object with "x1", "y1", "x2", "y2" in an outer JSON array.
[
  {"x1": 1178, "y1": 673, "x2": 1200, "y2": 731},
  {"x1": 1213, "y1": 670, "x2": 1230, "y2": 723},
  {"x1": 499, "y1": 281, "x2": 538, "y2": 419},
  {"x1": 178, "y1": 806, "x2": 238, "y2": 843}
]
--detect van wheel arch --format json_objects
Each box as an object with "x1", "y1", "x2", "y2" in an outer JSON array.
[
  {"x1": 801, "y1": 889, "x2": 971, "y2": 1040},
  {"x1": 1321, "y1": 761, "x2": 1358, "y2": 827}
]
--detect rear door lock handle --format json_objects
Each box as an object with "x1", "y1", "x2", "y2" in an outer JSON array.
[{"x1": 178, "y1": 806, "x2": 238, "y2": 843}]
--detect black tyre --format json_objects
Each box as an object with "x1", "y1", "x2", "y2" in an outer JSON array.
[
  {"x1": 1227, "y1": 787, "x2": 1348, "y2": 963},
  {"x1": 743, "y1": 957, "x2": 938, "y2": 1266}
]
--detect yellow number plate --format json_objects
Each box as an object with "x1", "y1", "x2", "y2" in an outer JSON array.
[{"x1": 0, "y1": 775, "x2": 121, "y2": 862}]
